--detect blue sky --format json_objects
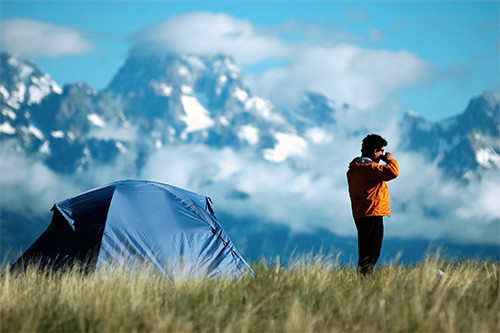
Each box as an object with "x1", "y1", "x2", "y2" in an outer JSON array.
[
  {"x1": 1, "y1": 1, "x2": 500, "y2": 249},
  {"x1": 1, "y1": 0, "x2": 499, "y2": 120}
]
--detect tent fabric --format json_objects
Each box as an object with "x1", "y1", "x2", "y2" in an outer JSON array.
[{"x1": 11, "y1": 180, "x2": 254, "y2": 280}]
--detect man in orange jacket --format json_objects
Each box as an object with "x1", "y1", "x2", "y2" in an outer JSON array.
[{"x1": 347, "y1": 134, "x2": 399, "y2": 275}]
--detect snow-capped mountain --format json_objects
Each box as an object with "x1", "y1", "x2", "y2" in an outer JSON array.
[
  {"x1": 1, "y1": 52, "x2": 499, "y2": 264},
  {"x1": 400, "y1": 91, "x2": 500, "y2": 181},
  {"x1": 1, "y1": 53, "x2": 129, "y2": 173},
  {"x1": 104, "y1": 53, "x2": 310, "y2": 163},
  {"x1": 1, "y1": 52, "x2": 325, "y2": 173},
  {"x1": 2, "y1": 51, "x2": 499, "y2": 178},
  {"x1": 0, "y1": 53, "x2": 62, "y2": 110},
  {"x1": 1, "y1": 53, "x2": 62, "y2": 147}
]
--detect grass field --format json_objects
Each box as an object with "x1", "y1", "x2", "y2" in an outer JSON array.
[{"x1": 1, "y1": 257, "x2": 499, "y2": 332}]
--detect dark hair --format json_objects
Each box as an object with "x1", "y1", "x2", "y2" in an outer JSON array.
[{"x1": 361, "y1": 134, "x2": 387, "y2": 157}]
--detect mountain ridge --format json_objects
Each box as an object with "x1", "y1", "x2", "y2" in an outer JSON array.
[
  {"x1": 2, "y1": 51, "x2": 498, "y2": 179},
  {"x1": 1, "y1": 51, "x2": 499, "y2": 264},
  {"x1": 400, "y1": 91, "x2": 500, "y2": 180}
]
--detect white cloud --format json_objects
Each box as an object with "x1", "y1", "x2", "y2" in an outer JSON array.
[
  {"x1": 131, "y1": 12, "x2": 434, "y2": 112},
  {"x1": 1, "y1": 124, "x2": 499, "y2": 249},
  {"x1": 138, "y1": 128, "x2": 499, "y2": 245},
  {"x1": 0, "y1": 139, "x2": 138, "y2": 214},
  {"x1": 0, "y1": 141, "x2": 81, "y2": 212},
  {"x1": 139, "y1": 144, "x2": 352, "y2": 234},
  {"x1": 130, "y1": 12, "x2": 288, "y2": 64},
  {"x1": 0, "y1": 19, "x2": 93, "y2": 57},
  {"x1": 248, "y1": 44, "x2": 433, "y2": 111},
  {"x1": 1, "y1": 12, "x2": 495, "y2": 250},
  {"x1": 387, "y1": 153, "x2": 500, "y2": 244}
]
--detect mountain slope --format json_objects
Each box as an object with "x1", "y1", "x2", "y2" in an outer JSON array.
[
  {"x1": 104, "y1": 53, "x2": 311, "y2": 163},
  {"x1": 0, "y1": 53, "x2": 62, "y2": 110},
  {"x1": 4, "y1": 51, "x2": 498, "y2": 179},
  {"x1": 1, "y1": 51, "x2": 499, "y2": 264},
  {"x1": 400, "y1": 91, "x2": 500, "y2": 180}
]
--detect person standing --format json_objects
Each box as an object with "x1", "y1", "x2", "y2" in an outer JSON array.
[{"x1": 346, "y1": 134, "x2": 399, "y2": 275}]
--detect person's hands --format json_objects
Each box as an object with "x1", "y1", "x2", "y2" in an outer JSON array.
[{"x1": 381, "y1": 152, "x2": 393, "y2": 162}]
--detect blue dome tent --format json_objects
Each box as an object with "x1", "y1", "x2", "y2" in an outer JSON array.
[{"x1": 10, "y1": 180, "x2": 254, "y2": 280}]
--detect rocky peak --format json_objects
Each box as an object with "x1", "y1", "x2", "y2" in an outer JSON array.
[{"x1": 0, "y1": 53, "x2": 62, "y2": 110}]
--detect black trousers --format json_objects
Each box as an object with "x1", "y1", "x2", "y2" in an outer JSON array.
[{"x1": 355, "y1": 216, "x2": 384, "y2": 275}]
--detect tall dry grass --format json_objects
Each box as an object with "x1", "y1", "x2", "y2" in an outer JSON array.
[{"x1": 1, "y1": 257, "x2": 498, "y2": 332}]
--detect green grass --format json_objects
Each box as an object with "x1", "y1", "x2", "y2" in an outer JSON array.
[{"x1": 1, "y1": 257, "x2": 499, "y2": 332}]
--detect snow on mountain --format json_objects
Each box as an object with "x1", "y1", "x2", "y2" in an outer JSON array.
[
  {"x1": 179, "y1": 94, "x2": 215, "y2": 136},
  {"x1": 2, "y1": 51, "x2": 498, "y2": 180},
  {"x1": 0, "y1": 121, "x2": 16, "y2": 135},
  {"x1": 237, "y1": 125, "x2": 259, "y2": 145},
  {"x1": 400, "y1": 91, "x2": 500, "y2": 181},
  {"x1": 104, "y1": 53, "x2": 302, "y2": 163},
  {"x1": 262, "y1": 132, "x2": 308, "y2": 162},
  {"x1": 289, "y1": 92, "x2": 337, "y2": 132},
  {"x1": 1, "y1": 56, "x2": 130, "y2": 173},
  {"x1": 0, "y1": 55, "x2": 62, "y2": 109},
  {"x1": 1, "y1": 51, "x2": 499, "y2": 264},
  {"x1": 87, "y1": 113, "x2": 107, "y2": 128},
  {"x1": 1, "y1": 52, "x2": 328, "y2": 176},
  {"x1": 0, "y1": 53, "x2": 63, "y2": 143}
]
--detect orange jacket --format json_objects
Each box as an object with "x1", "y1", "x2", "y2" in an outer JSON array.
[{"x1": 346, "y1": 157, "x2": 399, "y2": 220}]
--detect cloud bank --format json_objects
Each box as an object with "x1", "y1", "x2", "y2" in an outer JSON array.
[
  {"x1": 0, "y1": 12, "x2": 436, "y2": 112},
  {"x1": 130, "y1": 12, "x2": 288, "y2": 64},
  {"x1": 138, "y1": 139, "x2": 500, "y2": 245},
  {"x1": 130, "y1": 12, "x2": 434, "y2": 111},
  {"x1": 1, "y1": 12, "x2": 497, "y2": 252},
  {"x1": 0, "y1": 19, "x2": 93, "y2": 57},
  {"x1": 3, "y1": 123, "x2": 498, "y2": 247}
]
